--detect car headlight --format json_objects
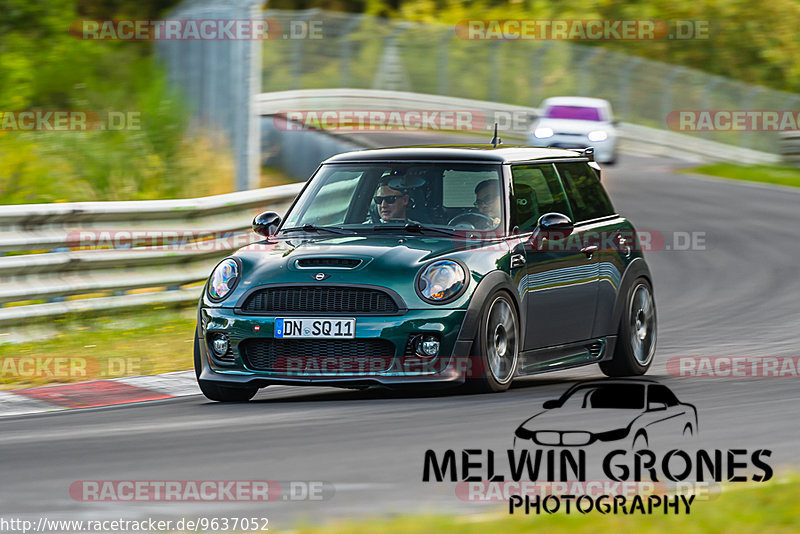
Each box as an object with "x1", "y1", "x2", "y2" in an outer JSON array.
[
  {"x1": 533, "y1": 127, "x2": 554, "y2": 139},
  {"x1": 417, "y1": 260, "x2": 467, "y2": 304},
  {"x1": 207, "y1": 258, "x2": 240, "y2": 301},
  {"x1": 587, "y1": 130, "x2": 608, "y2": 142}
]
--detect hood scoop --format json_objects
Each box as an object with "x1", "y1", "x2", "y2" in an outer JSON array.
[{"x1": 296, "y1": 257, "x2": 362, "y2": 269}]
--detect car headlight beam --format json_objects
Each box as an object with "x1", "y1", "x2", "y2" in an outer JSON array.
[
  {"x1": 208, "y1": 258, "x2": 240, "y2": 301},
  {"x1": 533, "y1": 127, "x2": 554, "y2": 139},
  {"x1": 417, "y1": 260, "x2": 467, "y2": 304}
]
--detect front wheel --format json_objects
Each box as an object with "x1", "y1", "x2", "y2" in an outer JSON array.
[
  {"x1": 465, "y1": 291, "x2": 519, "y2": 393},
  {"x1": 194, "y1": 331, "x2": 258, "y2": 402},
  {"x1": 600, "y1": 279, "x2": 656, "y2": 377}
]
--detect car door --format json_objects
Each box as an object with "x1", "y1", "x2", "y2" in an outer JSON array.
[
  {"x1": 554, "y1": 161, "x2": 622, "y2": 340},
  {"x1": 509, "y1": 163, "x2": 599, "y2": 350}
]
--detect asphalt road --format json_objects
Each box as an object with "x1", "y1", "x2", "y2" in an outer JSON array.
[{"x1": 2, "y1": 142, "x2": 799, "y2": 528}]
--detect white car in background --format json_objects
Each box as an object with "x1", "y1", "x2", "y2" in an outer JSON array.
[{"x1": 528, "y1": 97, "x2": 619, "y2": 164}]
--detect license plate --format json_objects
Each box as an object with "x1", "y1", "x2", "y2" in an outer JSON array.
[{"x1": 274, "y1": 318, "x2": 356, "y2": 339}]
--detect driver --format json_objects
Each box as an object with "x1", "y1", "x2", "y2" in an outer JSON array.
[
  {"x1": 374, "y1": 182, "x2": 411, "y2": 223},
  {"x1": 474, "y1": 179, "x2": 502, "y2": 227}
]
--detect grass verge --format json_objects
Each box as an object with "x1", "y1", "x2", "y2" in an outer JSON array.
[
  {"x1": 683, "y1": 163, "x2": 800, "y2": 188},
  {"x1": 0, "y1": 305, "x2": 196, "y2": 390},
  {"x1": 293, "y1": 477, "x2": 798, "y2": 534}
]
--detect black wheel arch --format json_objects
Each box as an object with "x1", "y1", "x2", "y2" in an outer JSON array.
[
  {"x1": 610, "y1": 258, "x2": 653, "y2": 329},
  {"x1": 452, "y1": 270, "x2": 524, "y2": 356}
]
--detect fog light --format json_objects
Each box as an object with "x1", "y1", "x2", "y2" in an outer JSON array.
[
  {"x1": 415, "y1": 335, "x2": 440, "y2": 358},
  {"x1": 210, "y1": 333, "x2": 229, "y2": 357}
]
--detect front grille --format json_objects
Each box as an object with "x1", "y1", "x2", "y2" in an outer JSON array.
[
  {"x1": 296, "y1": 258, "x2": 362, "y2": 268},
  {"x1": 240, "y1": 286, "x2": 400, "y2": 315},
  {"x1": 241, "y1": 338, "x2": 395, "y2": 373}
]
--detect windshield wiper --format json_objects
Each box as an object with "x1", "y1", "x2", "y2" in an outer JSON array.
[
  {"x1": 371, "y1": 223, "x2": 460, "y2": 237},
  {"x1": 280, "y1": 224, "x2": 355, "y2": 235}
]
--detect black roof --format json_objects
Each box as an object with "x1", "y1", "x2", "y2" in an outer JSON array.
[{"x1": 323, "y1": 145, "x2": 587, "y2": 164}]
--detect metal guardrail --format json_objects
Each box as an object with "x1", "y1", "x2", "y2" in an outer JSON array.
[
  {"x1": 258, "y1": 88, "x2": 780, "y2": 165},
  {"x1": 0, "y1": 183, "x2": 303, "y2": 325},
  {"x1": 779, "y1": 131, "x2": 800, "y2": 165}
]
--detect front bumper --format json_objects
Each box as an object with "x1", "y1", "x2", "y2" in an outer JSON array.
[{"x1": 197, "y1": 307, "x2": 471, "y2": 388}]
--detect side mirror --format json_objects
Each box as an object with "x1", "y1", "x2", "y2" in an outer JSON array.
[
  {"x1": 647, "y1": 401, "x2": 667, "y2": 412},
  {"x1": 252, "y1": 211, "x2": 281, "y2": 237},
  {"x1": 533, "y1": 212, "x2": 574, "y2": 242},
  {"x1": 542, "y1": 399, "x2": 560, "y2": 409}
]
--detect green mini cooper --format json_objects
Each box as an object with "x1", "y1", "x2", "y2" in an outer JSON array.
[{"x1": 195, "y1": 145, "x2": 656, "y2": 401}]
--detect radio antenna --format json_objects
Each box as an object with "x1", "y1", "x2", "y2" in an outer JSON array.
[{"x1": 490, "y1": 123, "x2": 501, "y2": 147}]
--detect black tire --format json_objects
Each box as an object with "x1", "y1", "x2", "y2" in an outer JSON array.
[
  {"x1": 600, "y1": 278, "x2": 656, "y2": 377},
  {"x1": 464, "y1": 290, "x2": 519, "y2": 393},
  {"x1": 194, "y1": 330, "x2": 258, "y2": 402}
]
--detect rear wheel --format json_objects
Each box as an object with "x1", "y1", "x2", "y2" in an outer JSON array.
[
  {"x1": 465, "y1": 291, "x2": 519, "y2": 393},
  {"x1": 600, "y1": 279, "x2": 656, "y2": 377},
  {"x1": 194, "y1": 330, "x2": 258, "y2": 402}
]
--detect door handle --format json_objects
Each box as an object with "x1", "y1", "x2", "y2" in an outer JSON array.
[
  {"x1": 580, "y1": 245, "x2": 598, "y2": 258},
  {"x1": 510, "y1": 253, "x2": 526, "y2": 269}
]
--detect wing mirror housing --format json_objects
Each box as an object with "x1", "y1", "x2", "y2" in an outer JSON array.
[
  {"x1": 542, "y1": 399, "x2": 561, "y2": 409},
  {"x1": 252, "y1": 211, "x2": 281, "y2": 237},
  {"x1": 647, "y1": 401, "x2": 668, "y2": 412},
  {"x1": 529, "y1": 212, "x2": 574, "y2": 247}
]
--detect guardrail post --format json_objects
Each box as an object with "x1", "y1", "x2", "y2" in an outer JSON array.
[
  {"x1": 619, "y1": 57, "x2": 643, "y2": 122},
  {"x1": 740, "y1": 86, "x2": 763, "y2": 150},
  {"x1": 661, "y1": 66, "x2": 686, "y2": 129},
  {"x1": 577, "y1": 48, "x2": 603, "y2": 97},
  {"x1": 489, "y1": 40, "x2": 501, "y2": 102},
  {"x1": 530, "y1": 42, "x2": 553, "y2": 107},
  {"x1": 437, "y1": 33, "x2": 450, "y2": 96},
  {"x1": 702, "y1": 76, "x2": 724, "y2": 140},
  {"x1": 339, "y1": 14, "x2": 363, "y2": 87}
]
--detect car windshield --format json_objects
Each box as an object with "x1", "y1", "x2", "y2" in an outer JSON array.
[
  {"x1": 559, "y1": 384, "x2": 645, "y2": 409},
  {"x1": 281, "y1": 162, "x2": 505, "y2": 234},
  {"x1": 545, "y1": 105, "x2": 603, "y2": 122}
]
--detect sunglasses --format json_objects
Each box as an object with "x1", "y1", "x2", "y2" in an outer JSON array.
[{"x1": 374, "y1": 195, "x2": 403, "y2": 205}]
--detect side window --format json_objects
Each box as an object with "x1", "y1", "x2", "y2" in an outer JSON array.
[
  {"x1": 648, "y1": 385, "x2": 679, "y2": 407},
  {"x1": 510, "y1": 164, "x2": 571, "y2": 232},
  {"x1": 442, "y1": 169, "x2": 499, "y2": 208},
  {"x1": 555, "y1": 162, "x2": 615, "y2": 222}
]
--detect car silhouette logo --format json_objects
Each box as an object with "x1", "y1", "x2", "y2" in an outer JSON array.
[
  {"x1": 514, "y1": 379, "x2": 698, "y2": 449},
  {"x1": 314, "y1": 272, "x2": 329, "y2": 281}
]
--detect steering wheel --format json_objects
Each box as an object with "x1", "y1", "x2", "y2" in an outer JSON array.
[{"x1": 447, "y1": 212, "x2": 496, "y2": 230}]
